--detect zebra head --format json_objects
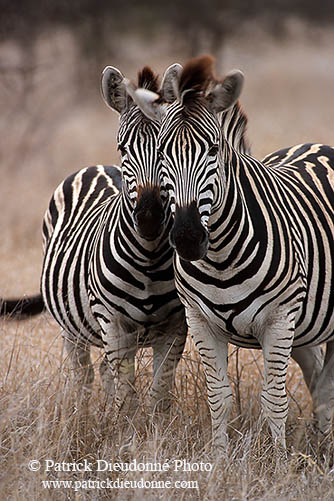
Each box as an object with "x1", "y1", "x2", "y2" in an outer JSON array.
[
  {"x1": 101, "y1": 65, "x2": 176, "y2": 240},
  {"x1": 128, "y1": 56, "x2": 244, "y2": 259}
]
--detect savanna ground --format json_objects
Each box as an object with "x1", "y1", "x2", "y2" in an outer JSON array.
[{"x1": 1, "y1": 22, "x2": 334, "y2": 500}]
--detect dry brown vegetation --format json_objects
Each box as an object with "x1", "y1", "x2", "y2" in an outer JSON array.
[{"x1": 1, "y1": 22, "x2": 334, "y2": 500}]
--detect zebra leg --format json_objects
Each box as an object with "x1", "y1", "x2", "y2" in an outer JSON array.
[
  {"x1": 63, "y1": 333, "x2": 94, "y2": 389},
  {"x1": 103, "y1": 328, "x2": 138, "y2": 414},
  {"x1": 291, "y1": 344, "x2": 324, "y2": 406},
  {"x1": 312, "y1": 341, "x2": 334, "y2": 436},
  {"x1": 260, "y1": 315, "x2": 294, "y2": 450},
  {"x1": 150, "y1": 321, "x2": 187, "y2": 414},
  {"x1": 187, "y1": 309, "x2": 231, "y2": 452}
]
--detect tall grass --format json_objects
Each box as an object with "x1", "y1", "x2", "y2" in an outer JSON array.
[{"x1": 0, "y1": 316, "x2": 333, "y2": 500}]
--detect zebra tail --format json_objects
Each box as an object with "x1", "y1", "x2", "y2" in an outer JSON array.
[{"x1": 0, "y1": 294, "x2": 45, "y2": 319}]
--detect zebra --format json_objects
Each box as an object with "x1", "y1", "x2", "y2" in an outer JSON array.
[
  {"x1": 129, "y1": 55, "x2": 334, "y2": 451},
  {"x1": 40, "y1": 64, "x2": 189, "y2": 416}
]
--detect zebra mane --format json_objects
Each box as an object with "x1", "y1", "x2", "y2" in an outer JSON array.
[
  {"x1": 220, "y1": 101, "x2": 251, "y2": 154},
  {"x1": 137, "y1": 66, "x2": 160, "y2": 93},
  {"x1": 178, "y1": 55, "x2": 214, "y2": 104},
  {"x1": 177, "y1": 56, "x2": 250, "y2": 153}
]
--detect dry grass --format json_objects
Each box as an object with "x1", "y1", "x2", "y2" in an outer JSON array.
[
  {"x1": 1, "y1": 22, "x2": 334, "y2": 500},
  {"x1": 0, "y1": 316, "x2": 333, "y2": 500}
]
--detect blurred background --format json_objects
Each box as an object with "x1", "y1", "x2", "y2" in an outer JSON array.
[{"x1": 1, "y1": 0, "x2": 334, "y2": 296}]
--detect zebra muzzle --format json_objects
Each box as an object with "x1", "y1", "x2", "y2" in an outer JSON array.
[
  {"x1": 170, "y1": 203, "x2": 209, "y2": 261},
  {"x1": 133, "y1": 185, "x2": 165, "y2": 240}
]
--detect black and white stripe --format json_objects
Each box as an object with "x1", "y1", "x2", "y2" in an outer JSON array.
[
  {"x1": 41, "y1": 65, "x2": 187, "y2": 414},
  {"x1": 132, "y1": 56, "x2": 334, "y2": 449}
]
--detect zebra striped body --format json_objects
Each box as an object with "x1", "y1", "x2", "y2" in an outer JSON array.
[
  {"x1": 132, "y1": 56, "x2": 334, "y2": 450},
  {"x1": 42, "y1": 165, "x2": 121, "y2": 346},
  {"x1": 173, "y1": 141, "x2": 334, "y2": 350},
  {"x1": 41, "y1": 66, "x2": 187, "y2": 414},
  {"x1": 261, "y1": 143, "x2": 334, "y2": 345}
]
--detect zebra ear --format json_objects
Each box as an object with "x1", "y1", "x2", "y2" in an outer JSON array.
[
  {"x1": 208, "y1": 70, "x2": 244, "y2": 113},
  {"x1": 124, "y1": 81, "x2": 164, "y2": 121},
  {"x1": 160, "y1": 63, "x2": 183, "y2": 102},
  {"x1": 101, "y1": 66, "x2": 129, "y2": 114}
]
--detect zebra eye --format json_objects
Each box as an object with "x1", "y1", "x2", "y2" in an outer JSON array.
[
  {"x1": 118, "y1": 144, "x2": 127, "y2": 156},
  {"x1": 208, "y1": 145, "x2": 219, "y2": 156}
]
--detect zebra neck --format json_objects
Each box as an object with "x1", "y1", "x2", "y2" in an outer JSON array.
[
  {"x1": 219, "y1": 102, "x2": 250, "y2": 155},
  {"x1": 208, "y1": 144, "x2": 266, "y2": 263}
]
